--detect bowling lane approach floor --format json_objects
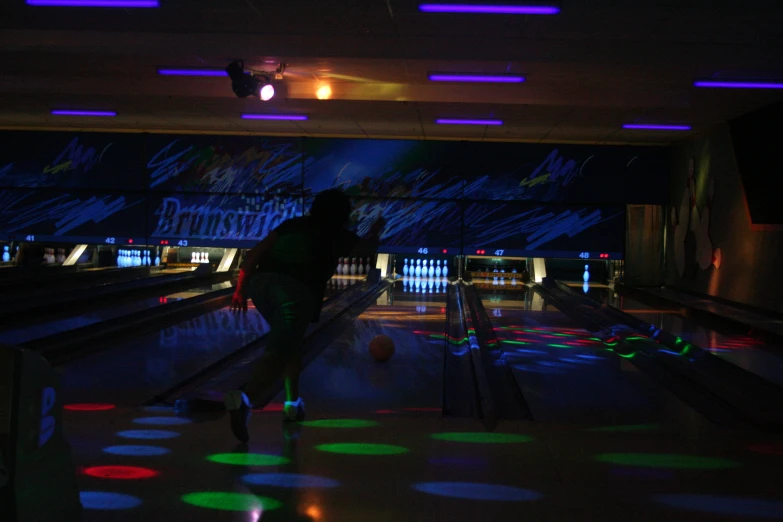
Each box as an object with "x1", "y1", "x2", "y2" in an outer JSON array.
[{"x1": 62, "y1": 282, "x2": 783, "y2": 521}]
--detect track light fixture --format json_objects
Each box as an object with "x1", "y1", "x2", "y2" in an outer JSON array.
[{"x1": 225, "y1": 60, "x2": 287, "y2": 101}]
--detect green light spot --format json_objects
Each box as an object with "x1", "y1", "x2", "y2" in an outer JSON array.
[
  {"x1": 595, "y1": 453, "x2": 739, "y2": 469},
  {"x1": 617, "y1": 351, "x2": 636, "y2": 359},
  {"x1": 625, "y1": 336, "x2": 646, "y2": 340},
  {"x1": 675, "y1": 337, "x2": 684, "y2": 344},
  {"x1": 430, "y1": 334, "x2": 446, "y2": 339},
  {"x1": 680, "y1": 344, "x2": 692, "y2": 356},
  {"x1": 549, "y1": 332, "x2": 576, "y2": 337},
  {"x1": 547, "y1": 344, "x2": 572, "y2": 349},
  {"x1": 299, "y1": 419, "x2": 379, "y2": 428},
  {"x1": 181, "y1": 492, "x2": 281, "y2": 512},
  {"x1": 587, "y1": 423, "x2": 660, "y2": 433},
  {"x1": 207, "y1": 453, "x2": 289, "y2": 466},
  {"x1": 502, "y1": 340, "x2": 529, "y2": 345},
  {"x1": 431, "y1": 432, "x2": 533, "y2": 444},
  {"x1": 605, "y1": 341, "x2": 618, "y2": 347},
  {"x1": 315, "y1": 443, "x2": 409, "y2": 456}
]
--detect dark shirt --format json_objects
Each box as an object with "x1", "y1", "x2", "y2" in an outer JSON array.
[{"x1": 255, "y1": 216, "x2": 362, "y2": 305}]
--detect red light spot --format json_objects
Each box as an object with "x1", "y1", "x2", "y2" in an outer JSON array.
[
  {"x1": 83, "y1": 466, "x2": 158, "y2": 480},
  {"x1": 441, "y1": 308, "x2": 446, "y2": 314},
  {"x1": 748, "y1": 442, "x2": 783, "y2": 456},
  {"x1": 402, "y1": 407, "x2": 441, "y2": 412},
  {"x1": 442, "y1": 249, "x2": 448, "y2": 254},
  {"x1": 375, "y1": 409, "x2": 395, "y2": 414},
  {"x1": 128, "y1": 239, "x2": 133, "y2": 244},
  {"x1": 64, "y1": 403, "x2": 115, "y2": 412}
]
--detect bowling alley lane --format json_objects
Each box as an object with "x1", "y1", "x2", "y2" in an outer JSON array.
[
  {"x1": 479, "y1": 285, "x2": 714, "y2": 431},
  {"x1": 571, "y1": 283, "x2": 783, "y2": 389},
  {"x1": 0, "y1": 280, "x2": 233, "y2": 345},
  {"x1": 276, "y1": 277, "x2": 449, "y2": 415}
]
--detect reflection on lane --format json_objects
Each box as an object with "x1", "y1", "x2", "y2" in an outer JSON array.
[
  {"x1": 295, "y1": 282, "x2": 447, "y2": 414},
  {"x1": 2, "y1": 281, "x2": 234, "y2": 345},
  {"x1": 571, "y1": 284, "x2": 783, "y2": 389},
  {"x1": 61, "y1": 304, "x2": 270, "y2": 406},
  {"x1": 482, "y1": 287, "x2": 710, "y2": 430}
]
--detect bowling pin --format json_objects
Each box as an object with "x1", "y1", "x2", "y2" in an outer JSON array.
[
  {"x1": 350, "y1": 257, "x2": 357, "y2": 275},
  {"x1": 365, "y1": 257, "x2": 371, "y2": 274},
  {"x1": 415, "y1": 259, "x2": 422, "y2": 277},
  {"x1": 336, "y1": 258, "x2": 343, "y2": 275},
  {"x1": 403, "y1": 258, "x2": 409, "y2": 275},
  {"x1": 154, "y1": 250, "x2": 160, "y2": 267},
  {"x1": 135, "y1": 250, "x2": 142, "y2": 266},
  {"x1": 583, "y1": 281, "x2": 590, "y2": 294},
  {"x1": 358, "y1": 259, "x2": 364, "y2": 275},
  {"x1": 428, "y1": 259, "x2": 434, "y2": 277},
  {"x1": 583, "y1": 265, "x2": 590, "y2": 283},
  {"x1": 435, "y1": 259, "x2": 441, "y2": 277},
  {"x1": 2, "y1": 245, "x2": 9, "y2": 263},
  {"x1": 191, "y1": 251, "x2": 197, "y2": 263},
  {"x1": 442, "y1": 261, "x2": 448, "y2": 277},
  {"x1": 428, "y1": 278, "x2": 434, "y2": 292}
]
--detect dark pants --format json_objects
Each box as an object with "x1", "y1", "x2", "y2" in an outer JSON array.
[{"x1": 244, "y1": 273, "x2": 317, "y2": 405}]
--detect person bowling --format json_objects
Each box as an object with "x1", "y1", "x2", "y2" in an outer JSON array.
[{"x1": 225, "y1": 189, "x2": 385, "y2": 443}]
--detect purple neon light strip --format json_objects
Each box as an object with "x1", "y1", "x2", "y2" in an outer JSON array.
[
  {"x1": 436, "y1": 118, "x2": 503, "y2": 125},
  {"x1": 429, "y1": 73, "x2": 525, "y2": 83},
  {"x1": 623, "y1": 124, "x2": 691, "y2": 131},
  {"x1": 157, "y1": 69, "x2": 228, "y2": 77},
  {"x1": 419, "y1": 4, "x2": 560, "y2": 14},
  {"x1": 27, "y1": 0, "x2": 159, "y2": 6},
  {"x1": 51, "y1": 110, "x2": 117, "y2": 117},
  {"x1": 694, "y1": 80, "x2": 783, "y2": 89},
  {"x1": 241, "y1": 114, "x2": 308, "y2": 121}
]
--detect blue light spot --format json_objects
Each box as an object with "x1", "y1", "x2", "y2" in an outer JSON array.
[
  {"x1": 242, "y1": 473, "x2": 340, "y2": 489},
  {"x1": 413, "y1": 482, "x2": 542, "y2": 501},
  {"x1": 559, "y1": 357, "x2": 594, "y2": 365},
  {"x1": 575, "y1": 354, "x2": 604, "y2": 360},
  {"x1": 132, "y1": 416, "x2": 191, "y2": 426},
  {"x1": 80, "y1": 491, "x2": 142, "y2": 510},
  {"x1": 514, "y1": 349, "x2": 547, "y2": 355},
  {"x1": 117, "y1": 430, "x2": 180, "y2": 440},
  {"x1": 103, "y1": 445, "x2": 171, "y2": 456},
  {"x1": 655, "y1": 494, "x2": 783, "y2": 518}
]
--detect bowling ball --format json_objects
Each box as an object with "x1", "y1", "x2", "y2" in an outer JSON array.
[{"x1": 369, "y1": 334, "x2": 395, "y2": 362}]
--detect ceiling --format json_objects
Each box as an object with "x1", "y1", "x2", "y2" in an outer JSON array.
[{"x1": 2, "y1": 0, "x2": 783, "y2": 145}]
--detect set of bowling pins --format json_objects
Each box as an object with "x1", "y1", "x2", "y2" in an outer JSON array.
[
  {"x1": 401, "y1": 258, "x2": 448, "y2": 278},
  {"x1": 191, "y1": 251, "x2": 210, "y2": 264},
  {"x1": 402, "y1": 275, "x2": 446, "y2": 294},
  {"x1": 118, "y1": 249, "x2": 158, "y2": 267},
  {"x1": 43, "y1": 248, "x2": 66, "y2": 264},
  {"x1": 335, "y1": 257, "x2": 371, "y2": 276},
  {"x1": 485, "y1": 267, "x2": 519, "y2": 286}
]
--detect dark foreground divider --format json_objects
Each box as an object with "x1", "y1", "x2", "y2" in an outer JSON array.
[{"x1": 0, "y1": 344, "x2": 82, "y2": 522}]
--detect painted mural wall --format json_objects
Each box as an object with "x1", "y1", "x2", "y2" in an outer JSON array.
[
  {"x1": 0, "y1": 131, "x2": 668, "y2": 258},
  {"x1": 666, "y1": 124, "x2": 783, "y2": 313}
]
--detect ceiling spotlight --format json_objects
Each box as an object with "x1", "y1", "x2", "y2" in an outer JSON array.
[
  {"x1": 316, "y1": 84, "x2": 332, "y2": 100},
  {"x1": 226, "y1": 60, "x2": 259, "y2": 98},
  {"x1": 260, "y1": 83, "x2": 275, "y2": 101}
]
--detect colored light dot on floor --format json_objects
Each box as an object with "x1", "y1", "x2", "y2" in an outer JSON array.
[
  {"x1": 412, "y1": 482, "x2": 542, "y2": 501},
  {"x1": 181, "y1": 492, "x2": 281, "y2": 512},
  {"x1": 747, "y1": 442, "x2": 783, "y2": 456},
  {"x1": 242, "y1": 472, "x2": 340, "y2": 489},
  {"x1": 595, "y1": 453, "x2": 740, "y2": 469},
  {"x1": 80, "y1": 491, "x2": 142, "y2": 510},
  {"x1": 132, "y1": 416, "x2": 191, "y2": 426},
  {"x1": 103, "y1": 445, "x2": 171, "y2": 457},
  {"x1": 64, "y1": 403, "x2": 115, "y2": 412},
  {"x1": 83, "y1": 465, "x2": 159, "y2": 479},
  {"x1": 654, "y1": 494, "x2": 783, "y2": 518},
  {"x1": 207, "y1": 453, "x2": 290, "y2": 466},
  {"x1": 431, "y1": 432, "x2": 533, "y2": 444},
  {"x1": 315, "y1": 443, "x2": 409, "y2": 456},
  {"x1": 299, "y1": 419, "x2": 379, "y2": 428},
  {"x1": 117, "y1": 429, "x2": 180, "y2": 440}
]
